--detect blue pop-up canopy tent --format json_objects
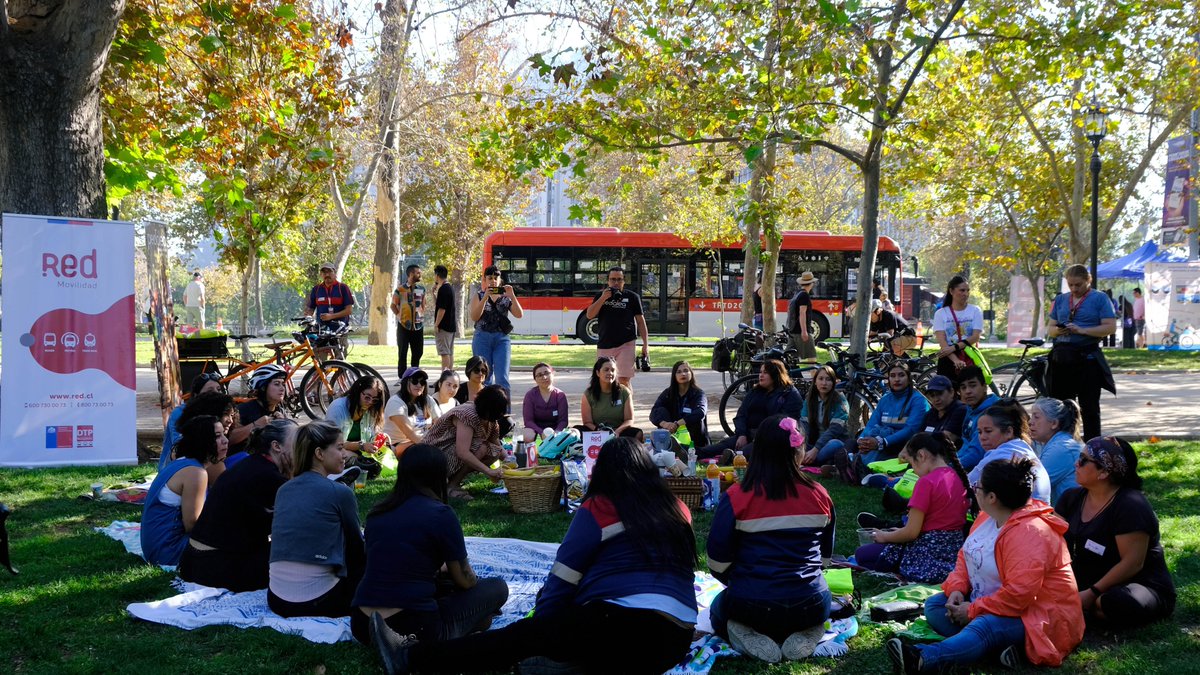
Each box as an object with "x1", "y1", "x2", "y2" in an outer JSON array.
[{"x1": 1097, "y1": 241, "x2": 1187, "y2": 279}]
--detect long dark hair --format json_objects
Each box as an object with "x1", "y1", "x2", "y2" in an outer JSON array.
[
  {"x1": 587, "y1": 357, "x2": 621, "y2": 404},
  {"x1": 806, "y1": 365, "x2": 838, "y2": 436},
  {"x1": 178, "y1": 391, "x2": 234, "y2": 429},
  {"x1": 585, "y1": 437, "x2": 696, "y2": 566},
  {"x1": 758, "y1": 358, "x2": 792, "y2": 391},
  {"x1": 399, "y1": 370, "x2": 430, "y2": 416},
  {"x1": 905, "y1": 431, "x2": 976, "y2": 515},
  {"x1": 176, "y1": 415, "x2": 222, "y2": 464},
  {"x1": 944, "y1": 274, "x2": 967, "y2": 307},
  {"x1": 370, "y1": 443, "x2": 448, "y2": 516},
  {"x1": 665, "y1": 360, "x2": 699, "y2": 413},
  {"x1": 342, "y1": 375, "x2": 385, "y2": 419},
  {"x1": 741, "y1": 415, "x2": 817, "y2": 500}
]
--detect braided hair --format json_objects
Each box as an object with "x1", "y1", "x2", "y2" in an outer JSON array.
[{"x1": 905, "y1": 431, "x2": 977, "y2": 516}]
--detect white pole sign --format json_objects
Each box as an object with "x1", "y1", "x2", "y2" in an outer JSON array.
[{"x1": 1, "y1": 213, "x2": 137, "y2": 467}]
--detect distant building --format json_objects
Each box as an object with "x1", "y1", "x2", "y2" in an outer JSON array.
[{"x1": 525, "y1": 168, "x2": 582, "y2": 228}]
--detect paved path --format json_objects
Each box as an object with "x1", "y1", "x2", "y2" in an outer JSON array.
[{"x1": 136, "y1": 366, "x2": 1200, "y2": 444}]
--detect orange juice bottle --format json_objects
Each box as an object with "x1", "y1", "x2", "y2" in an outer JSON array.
[{"x1": 732, "y1": 451, "x2": 748, "y2": 482}]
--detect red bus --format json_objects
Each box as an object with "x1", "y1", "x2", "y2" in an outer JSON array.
[{"x1": 483, "y1": 228, "x2": 902, "y2": 343}]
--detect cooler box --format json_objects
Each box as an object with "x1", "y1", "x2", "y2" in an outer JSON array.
[
  {"x1": 179, "y1": 360, "x2": 222, "y2": 388},
  {"x1": 177, "y1": 335, "x2": 229, "y2": 358}
]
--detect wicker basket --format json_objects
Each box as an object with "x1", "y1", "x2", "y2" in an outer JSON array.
[
  {"x1": 664, "y1": 476, "x2": 703, "y2": 511},
  {"x1": 506, "y1": 467, "x2": 563, "y2": 514}
]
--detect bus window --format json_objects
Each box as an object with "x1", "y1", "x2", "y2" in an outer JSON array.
[
  {"x1": 531, "y1": 258, "x2": 571, "y2": 296},
  {"x1": 720, "y1": 257, "x2": 744, "y2": 299},
  {"x1": 778, "y1": 251, "x2": 846, "y2": 301}
]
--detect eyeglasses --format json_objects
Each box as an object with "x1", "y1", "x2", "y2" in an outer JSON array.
[
  {"x1": 970, "y1": 481, "x2": 984, "y2": 492},
  {"x1": 1077, "y1": 453, "x2": 1097, "y2": 467},
  {"x1": 535, "y1": 370, "x2": 552, "y2": 378},
  {"x1": 486, "y1": 273, "x2": 501, "y2": 279},
  {"x1": 360, "y1": 392, "x2": 378, "y2": 401},
  {"x1": 198, "y1": 372, "x2": 222, "y2": 382},
  {"x1": 608, "y1": 277, "x2": 624, "y2": 282}
]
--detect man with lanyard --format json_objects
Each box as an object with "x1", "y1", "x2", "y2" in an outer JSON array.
[
  {"x1": 305, "y1": 263, "x2": 355, "y2": 332},
  {"x1": 585, "y1": 266, "x2": 650, "y2": 390},
  {"x1": 390, "y1": 263, "x2": 426, "y2": 378},
  {"x1": 1046, "y1": 264, "x2": 1116, "y2": 441},
  {"x1": 786, "y1": 271, "x2": 818, "y2": 362}
]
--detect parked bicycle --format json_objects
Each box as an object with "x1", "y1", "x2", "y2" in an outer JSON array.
[
  {"x1": 292, "y1": 316, "x2": 390, "y2": 403},
  {"x1": 988, "y1": 338, "x2": 1049, "y2": 405},
  {"x1": 184, "y1": 317, "x2": 361, "y2": 419},
  {"x1": 717, "y1": 340, "x2": 881, "y2": 437},
  {"x1": 710, "y1": 323, "x2": 796, "y2": 389}
]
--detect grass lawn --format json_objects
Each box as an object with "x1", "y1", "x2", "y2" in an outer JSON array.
[
  {"x1": 1, "y1": 441, "x2": 1197, "y2": 673},
  {"x1": 134, "y1": 338, "x2": 1198, "y2": 373}
]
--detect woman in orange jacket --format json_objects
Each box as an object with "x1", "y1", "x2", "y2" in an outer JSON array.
[{"x1": 888, "y1": 457, "x2": 1084, "y2": 673}]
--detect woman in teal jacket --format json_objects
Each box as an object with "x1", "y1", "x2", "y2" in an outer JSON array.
[{"x1": 830, "y1": 361, "x2": 929, "y2": 484}]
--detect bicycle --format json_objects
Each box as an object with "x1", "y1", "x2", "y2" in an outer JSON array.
[
  {"x1": 988, "y1": 338, "x2": 1049, "y2": 406},
  {"x1": 185, "y1": 317, "x2": 361, "y2": 419},
  {"x1": 293, "y1": 316, "x2": 391, "y2": 403},
  {"x1": 717, "y1": 340, "x2": 881, "y2": 437},
  {"x1": 713, "y1": 323, "x2": 795, "y2": 389}
]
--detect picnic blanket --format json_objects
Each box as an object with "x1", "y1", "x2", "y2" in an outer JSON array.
[{"x1": 83, "y1": 474, "x2": 155, "y2": 504}]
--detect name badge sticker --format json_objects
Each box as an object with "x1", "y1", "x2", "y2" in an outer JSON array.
[
  {"x1": 925, "y1": 426, "x2": 935, "y2": 433},
  {"x1": 552, "y1": 410, "x2": 558, "y2": 417},
  {"x1": 682, "y1": 407, "x2": 692, "y2": 414},
  {"x1": 1084, "y1": 539, "x2": 1106, "y2": 556}
]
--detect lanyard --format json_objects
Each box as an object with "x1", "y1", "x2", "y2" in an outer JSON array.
[
  {"x1": 949, "y1": 306, "x2": 964, "y2": 340},
  {"x1": 1067, "y1": 291, "x2": 1090, "y2": 322}
]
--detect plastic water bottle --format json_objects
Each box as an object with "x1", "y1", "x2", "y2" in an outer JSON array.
[
  {"x1": 686, "y1": 448, "x2": 697, "y2": 476},
  {"x1": 733, "y1": 451, "x2": 748, "y2": 482},
  {"x1": 703, "y1": 460, "x2": 722, "y2": 511}
]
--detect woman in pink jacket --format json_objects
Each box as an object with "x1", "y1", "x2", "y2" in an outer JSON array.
[{"x1": 888, "y1": 457, "x2": 1084, "y2": 673}]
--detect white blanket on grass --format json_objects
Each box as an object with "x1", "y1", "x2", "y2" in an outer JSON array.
[{"x1": 100, "y1": 521, "x2": 559, "y2": 643}]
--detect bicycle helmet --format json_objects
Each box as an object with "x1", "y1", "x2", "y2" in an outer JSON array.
[{"x1": 249, "y1": 364, "x2": 288, "y2": 390}]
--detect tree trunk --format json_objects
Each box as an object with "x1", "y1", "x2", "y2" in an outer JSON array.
[
  {"x1": 366, "y1": 1, "x2": 405, "y2": 346},
  {"x1": 238, "y1": 239, "x2": 255, "y2": 334},
  {"x1": 0, "y1": 1, "x2": 126, "y2": 218},
  {"x1": 740, "y1": 161, "x2": 766, "y2": 328},
  {"x1": 253, "y1": 255, "x2": 265, "y2": 332},
  {"x1": 758, "y1": 142, "x2": 780, "y2": 333}
]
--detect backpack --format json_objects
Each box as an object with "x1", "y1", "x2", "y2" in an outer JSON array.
[
  {"x1": 538, "y1": 429, "x2": 580, "y2": 460},
  {"x1": 711, "y1": 338, "x2": 735, "y2": 372}
]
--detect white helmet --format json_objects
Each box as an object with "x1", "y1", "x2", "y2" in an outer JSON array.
[{"x1": 249, "y1": 364, "x2": 287, "y2": 390}]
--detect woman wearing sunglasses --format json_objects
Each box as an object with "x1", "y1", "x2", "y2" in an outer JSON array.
[
  {"x1": 327, "y1": 376, "x2": 389, "y2": 459},
  {"x1": 384, "y1": 368, "x2": 434, "y2": 453},
  {"x1": 454, "y1": 356, "x2": 490, "y2": 405},
  {"x1": 1054, "y1": 436, "x2": 1175, "y2": 630},
  {"x1": 889, "y1": 458, "x2": 1083, "y2": 672}
]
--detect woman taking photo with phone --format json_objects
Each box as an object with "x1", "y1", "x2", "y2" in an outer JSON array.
[
  {"x1": 469, "y1": 266, "x2": 523, "y2": 396},
  {"x1": 1046, "y1": 264, "x2": 1116, "y2": 441}
]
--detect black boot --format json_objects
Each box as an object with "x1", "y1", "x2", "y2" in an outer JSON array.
[{"x1": 0, "y1": 503, "x2": 18, "y2": 575}]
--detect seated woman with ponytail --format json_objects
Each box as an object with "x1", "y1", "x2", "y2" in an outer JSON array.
[
  {"x1": 180, "y1": 419, "x2": 297, "y2": 591},
  {"x1": 889, "y1": 458, "x2": 1083, "y2": 672},
  {"x1": 1029, "y1": 398, "x2": 1084, "y2": 506},
  {"x1": 854, "y1": 432, "x2": 971, "y2": 584}
]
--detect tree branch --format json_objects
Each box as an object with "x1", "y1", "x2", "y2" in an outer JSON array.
[{"x1": 889, "y1": 0, "x2": 967, "y2": 118}]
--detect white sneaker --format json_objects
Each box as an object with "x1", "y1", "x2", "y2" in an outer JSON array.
[
  {"x1": 329, "y1": 466, "x2": 362, "y2": 486},
  {"x1": 727, "y1": 620, "x2": 781, "y2": 663},
  {"x1": 781, "y1": 624, "x2": 826, "y2": 660}
]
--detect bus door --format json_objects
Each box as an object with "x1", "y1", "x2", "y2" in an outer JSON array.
[{"x1": 637, "y1": 260, "x2": 688, "y2": 335}]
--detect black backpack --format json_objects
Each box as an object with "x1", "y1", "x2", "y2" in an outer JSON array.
[{"x1": 711, "y1": 338, "x2": 735, "y2": 372}]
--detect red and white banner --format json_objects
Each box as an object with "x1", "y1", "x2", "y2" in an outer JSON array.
[{"x1": 1, "y1": 213, "x2": 137, "y2": 466}]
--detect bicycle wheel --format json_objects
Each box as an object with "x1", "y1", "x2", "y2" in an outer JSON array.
[
  {"x1": 848, "y1": 390, "x2": 875, "y2": 431},
  {"x1": 351, "y1": 363, "x2": 391, "y2": 402},
  {"x1": 718, "y1": 373, "x2": 759, "y2": 437},
  {"x1": 990, "y1": 363, "x2": 1023, "y2": 399},
  {"x1": 1006, "y1": 372, "x2": 1042, "y2": 406},
  {"x1": 299, "y1": 360, "x2": 360, "y2": 419}
]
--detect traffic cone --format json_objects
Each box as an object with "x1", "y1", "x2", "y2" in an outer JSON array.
[{"x1": 549, "y1": 334, "x2": 559, "y2": 345}]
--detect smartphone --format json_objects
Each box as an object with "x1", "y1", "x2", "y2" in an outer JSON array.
[{"x1": 490, "y1": 286, "x2": 504, "y2": 296}]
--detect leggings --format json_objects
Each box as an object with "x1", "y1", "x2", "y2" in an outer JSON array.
[
  {"x1": 406, "y1": 601, "x2": 693, "y2": 675},
  {"x1": 1095, "y1": 583, "x2": 1174, "y2": 629},
  {"x1": 179, "y1": 544, "x2": 270, "y2": 593}
]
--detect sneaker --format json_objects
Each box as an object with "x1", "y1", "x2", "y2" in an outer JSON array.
[
  {"x1": 999, "y1": 644, "x2": 1023, "y2": 669},
  {"x1": 727, "y1": 619, "x2": 782, "y2": 663},
  {"x1": 370, "y1": 612, "x2": 417, "y2": 675},
  {"x1": 858, "y1": 511, "x2": 887, "y2": 529},
  {"x1": 862, "y1": 473, "x2": 890, "y2": 489},
  {"x1": 329, "y1": 466, "x2": 362, "y2": 487},
  {"x1": 886, "y1": 637, "x2": 921, "y2": 675},
  {"x1": 781, "y1": 624, "x2": 826, "y2": 660},
  {"x1": 833, "y1": 448, "x2": 858, "y2": 485}
]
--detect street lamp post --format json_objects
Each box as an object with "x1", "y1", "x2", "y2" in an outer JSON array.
[{"x1": 1085, "y1": 101, "x2": 1109, "y2": 289}]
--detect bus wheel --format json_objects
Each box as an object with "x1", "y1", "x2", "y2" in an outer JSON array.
[
  {"x1": 575, "y1": 313, "x2": 600, "y2": 345},
  {"x1": 808, "y1": 312, "x2": 830, "y2": 343}
]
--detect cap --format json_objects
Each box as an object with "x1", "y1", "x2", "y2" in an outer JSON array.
[
  {"x1": 319, "y1": 262, "x2": 335, "y2": 272},
  {"x1": 926, "y1": 375, "x2": 954, "y2": 392},
  {"x1": 401, "y1": 366, "x2": 427, "y2": 382}
]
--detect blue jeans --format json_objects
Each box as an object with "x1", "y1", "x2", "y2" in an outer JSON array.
[
  {"x1": 710, "y1": 586, "x2": 831, "y2": 643},
  {"x1": 471, "y1": 330, "x2": 511, "y2": 395},
  {"x1": 918, "y1": 592, "x2": 1025, "y2": 670},
  {"x1": 816, "y1": 439, "x2": 844, "y2": 464}
]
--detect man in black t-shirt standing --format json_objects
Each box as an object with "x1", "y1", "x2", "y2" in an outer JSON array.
[
  {"x1": 586, "y1": 266, "x2": 649, "y2": 388},
  {"x1": 432, "y1": 265, "x2": 457, "y2": 369},
  {"x1": 787, "y1": 271, "x2": 818, "y2": 361}
]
